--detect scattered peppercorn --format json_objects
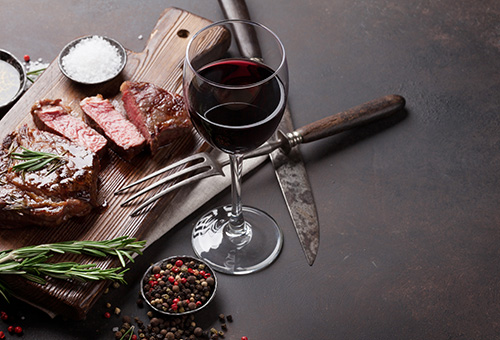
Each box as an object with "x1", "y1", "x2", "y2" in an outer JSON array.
[
  {"x1": 241, "y1": 337, "x2": 248, "y2": 340},
  {"x1": 226, "y1": 315, "x2": 233, "y2": 322},
  {"x1": 14, "y1": 326, "x2": 23, "y2": 334},
  {"x1": 7, "y1": 326, "x2": 13, "y2": 333},
  {"x1": 104, "y1": 312, "x2": 111, "y2": 319},
  {"x1": 0, "y1": 331, "x2": 5, "y2": 339},
  {"x1": 24, "y1": 55, "x2": 30, "y2": 62},
  {"x1": 0, "y1": 311, "x2": 7, "y2": 321}
]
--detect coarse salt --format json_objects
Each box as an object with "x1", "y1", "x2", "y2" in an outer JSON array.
[{"x1": 61, "y1": 35, "x2": 123, "y2": 83}]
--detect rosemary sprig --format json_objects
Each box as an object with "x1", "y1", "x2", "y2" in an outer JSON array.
[
  {"x1": 26, "y1": 67, "x2": 47, "y2": 83},
  {"x1": 9, "y1": 146, "x2": 66, "y2": 173},
  {"x1": 0, "y1": 236, "x2": 146, "y2": 301}
]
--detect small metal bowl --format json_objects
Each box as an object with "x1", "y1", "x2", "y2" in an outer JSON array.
[
  {"x1": 0, "y1": 49, "x2": 26, "y2": 109},
  {"x1": 58, "y1": 35, "x2": 127, "y2": 85},
  {"x1": 141, "y1": 255, "x2": 218, "y2": 316}
]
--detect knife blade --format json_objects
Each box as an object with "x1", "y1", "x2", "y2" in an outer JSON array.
[{"x1": 217, "y1": 0, "x2": 321, "y2": 265}]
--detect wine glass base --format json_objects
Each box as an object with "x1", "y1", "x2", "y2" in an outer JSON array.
[{"x1": 191, "y1": 205, "x2": 283, "y2": 275}]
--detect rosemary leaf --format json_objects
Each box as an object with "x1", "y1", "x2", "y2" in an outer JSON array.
[
  {"x1": 21, "y1": 273, "x2": 47, "y2": 285},
  {"x1": 115, "y1": 249, "x2": 125, "y2": 267}
]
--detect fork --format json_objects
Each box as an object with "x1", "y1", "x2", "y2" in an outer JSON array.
[
  {"x1": 118, "y1": 94, "x2": 405, "y2": 216},
  {"x1": 117, "y1": 146, "x2": 268, "y2": 215}
]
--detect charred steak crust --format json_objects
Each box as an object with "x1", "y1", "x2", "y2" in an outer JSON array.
[
  {"x1": 120, "y1": 81, "x2": 192, "y2": 154},
  {"x1": 0, "y1": 125, "x2": 100, "y2": 228},
  {"x1": 80, "y1": 95, "x2": 146, "y2": 161},
  {"x1": 31, "y1": 98, "x2": 108, "y2": 156}
]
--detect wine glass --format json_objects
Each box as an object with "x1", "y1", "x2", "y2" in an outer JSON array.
[{"x1": 183, "y1": 19, "x2": 288, "y2": 275}]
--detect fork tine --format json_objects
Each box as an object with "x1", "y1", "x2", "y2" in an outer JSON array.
[
  {"x1": 121, "y1": 160, "x2": 217, "y2": 206},
  {"x1": 130, "y1": 169, "x2": 224, "y2": 217},
  {"x1": 115, "y1": 153, "x2": 208, "y2": 193}
]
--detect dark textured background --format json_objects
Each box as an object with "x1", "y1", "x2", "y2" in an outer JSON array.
[{"x1": 1, "y1": 0, "x2": 499, "y2": 339}]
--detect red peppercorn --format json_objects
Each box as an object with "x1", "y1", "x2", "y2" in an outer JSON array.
[
  {"x1": 154, "y1": 273, "x2": 161, "y2": 279},
  {"x1": 180, "y1": 277, "x2": 187, "y2": 284},
  {"x1": 0, "y1": 311, "x2": 7, "y2": 321},
  {"x1": 171, "y1": 304, "x2": 178, "y2": 311},
  {"x1": 0, "y1": 331, "x2": 5, "y2": 339},
  {"x1": 241, "y1": 337, "x2": 248, "y2": 340},
  {"x1": 131, "y1": 335, "x2": 137, "y2": 340},
  {"x1": 168, "y1": 276, "x2": 175, "y2": 283},
  {"x1": 104, "y1": 312, "x2": 111, "y2": 319},
  {"x1": 173, "y1": 298, "x2": 179, "y2": 304},
  {"x1": 14, "y1": 326, "x2": 22, "y2": 334},
  {"x1": 23, "y1": 55, "x2": 30, "y2": 62},
  {"x1": 188, "y1": 267, "x2": 194, "y2": 274},
  {"x1": 7, "y1": 326, "x2": 13, "y2": 333},
  {"x1": 172, "y1": 266, "x2": 180, "y2": 274},
  {"x1": 175, "y1": 259, "x2": 183, "y2": 267},
  {"x1": 204, "y1": 272, "x2": 211, "y2": 278},
  {"x1": 199, "y1": 270, "x2": 206, "y2": 277},
  {"x1": 196, "y1": 301, "x2": 202, "y2": 306}
]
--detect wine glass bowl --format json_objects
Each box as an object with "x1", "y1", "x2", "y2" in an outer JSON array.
[{"x1": 183, "y1": 20, "x2": 288, "y2": 275}]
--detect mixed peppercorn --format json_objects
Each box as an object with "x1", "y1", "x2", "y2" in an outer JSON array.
[{"x1": 142, "y1": 257, "x2": 216, "y2": 315}]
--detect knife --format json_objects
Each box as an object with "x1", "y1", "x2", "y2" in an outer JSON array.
[{"x1": 217, "y1": 0, "x2": 321, "y2": 265}]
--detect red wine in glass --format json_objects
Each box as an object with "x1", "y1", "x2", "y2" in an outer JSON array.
[
  {"x1": 187, "y1": 59, "x2": 286, "y2": 154},
  {"x1": 184, "y1": 19, "x2": 288, "y2": 275}
]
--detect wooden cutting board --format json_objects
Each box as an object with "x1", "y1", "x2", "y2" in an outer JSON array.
[{"x1": 0, "y1": 8, "x2": 217, "y2": 319}]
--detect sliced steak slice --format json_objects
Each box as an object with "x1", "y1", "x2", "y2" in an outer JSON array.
[
  {"x1": 31, "y1": 98, "x2": 108, "y2": 156},
  {"x1": 0, "y1": 125, "x2": 100, "y2": 228},
  {"x1": 120, "y1": 81, "x2": 192, "y2": 154},
  {"x1": 80, "y1": 95, "x2": 146, "y2": 161}
]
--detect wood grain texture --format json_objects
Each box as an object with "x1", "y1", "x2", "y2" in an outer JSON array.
[{"x1": 0, "y1": 8, "x2": 217, "y2": 319}]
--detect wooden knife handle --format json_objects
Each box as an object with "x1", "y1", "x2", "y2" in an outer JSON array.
[
  {"x1": 217, "y1": 0, "x2": 263, "y2": 58},
  {"x1": 295, "y1": 94, "x2": 406, "y2": 143}
]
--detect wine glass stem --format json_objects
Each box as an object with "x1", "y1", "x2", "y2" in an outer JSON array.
[{"x1": 226, "y1": 153, "x2": 250, "y2": 243}]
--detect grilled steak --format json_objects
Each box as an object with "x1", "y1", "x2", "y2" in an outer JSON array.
[
  {"x1": 120, "y1": 81, "x2": 192, "y2": 154},
  {"x1": 0, "y1": 125, "x2": 100, "y2": 228},
  {"x1": 80, "y1": 95, "x2": 146, "y2": 160},
  {"x1": 31, "y1": 98, "x2": 108, "y2": 156}
]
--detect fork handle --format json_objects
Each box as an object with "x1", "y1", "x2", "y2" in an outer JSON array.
[{"x1": 292, "y1": 94, "x2": 405, "y2": 145}]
